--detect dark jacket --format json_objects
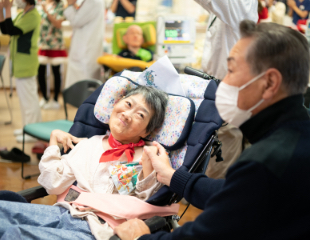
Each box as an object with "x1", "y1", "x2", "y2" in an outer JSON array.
[{"x1": 140, "y1": 94, "x2": 310, "y2": 240}]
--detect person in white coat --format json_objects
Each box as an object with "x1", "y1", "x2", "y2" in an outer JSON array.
[
  {"x1": 64, "y1": 0, "x2": 104, "y2": 88},
  {"x1": 194, "y1": 0, "x2": 258, "y2": 179}
]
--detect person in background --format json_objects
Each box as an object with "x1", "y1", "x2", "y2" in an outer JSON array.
[
  {"x1": 38, "y1": 0, "x2": 67, "y2": 110},
  {"x1": 288, "y1": 0, "x2": 310, "y2": 26},
  {"x1": 64, "y1": 0, "x2": 104, "y2": 89},
  {"x1": 268, "y1": 0, "x2": 275, "y2": 8},
  {"x1": 263, "y1": 0, "x2": 275, "y2": 8},
  {"x1": 118, "y1": 25, "x2": 153, "y2": 62},
  {"x1": 0, "y1": 0, "x2": 41, "y2": 143},
  {"x1": 110, "y1": 0, "x2": 136, "y2": 20},
  {"x1": 194, "y1": 0, "x2": 258, "y2": 179},
  {"x1": 258, "y1": 0, "x2": 269, "y2": 23}
]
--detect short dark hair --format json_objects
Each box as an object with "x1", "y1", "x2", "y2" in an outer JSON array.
[
  {"x1": 239, "y1": 20, "x2": 309, "y2": 95},
  {"x1": 124, "y1": 86, "x2": 168, "y2": 134}
]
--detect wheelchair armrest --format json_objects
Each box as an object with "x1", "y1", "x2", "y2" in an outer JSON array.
[{"x1": 17, "y1": 185, "x2": 48, "y2": 203}]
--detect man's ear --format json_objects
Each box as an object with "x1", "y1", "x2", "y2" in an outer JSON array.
[{"x1": 262, "y1": 68, "x2": 283, "y2": 100}]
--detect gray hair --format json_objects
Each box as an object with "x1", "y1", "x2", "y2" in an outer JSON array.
[
  {"x1": 124, "y1": 85, "x2": 168, "y2": 133},
  {"x1": 239, "y1": 20, "x2": 309, "y2": 95}
]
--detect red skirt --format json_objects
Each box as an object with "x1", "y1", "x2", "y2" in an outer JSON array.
[{"x1": 38, "y1": 49, "x2": 68, "y2": 58}]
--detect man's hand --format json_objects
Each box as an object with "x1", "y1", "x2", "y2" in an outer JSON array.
[
  {"x1": 114, "y1": 219, "x2": 150, "y2": 240},
  {"x1": 287, "y1": 0, "x2": 296, "y2": 8},
  {"x1": 49, "y1": 129, "x2": 86, "y2": 153},
  {"x1": 143, "y1": 142, "x2": 175, "y2": 186}
]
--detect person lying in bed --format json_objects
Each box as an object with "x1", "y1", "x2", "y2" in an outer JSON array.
[{"x1": 0, "y1": 85, "x2": 168, "y2": 240}]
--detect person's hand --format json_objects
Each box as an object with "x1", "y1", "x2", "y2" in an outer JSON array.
[
  {"x1": 287, "y1": 0, "x2": 296, "y2": 8},
  {"x1": 3, "y1": 0, "x2": 13, "y2": 9},
  {"x1": 67, "y1": 0, "x2": 77, "y2": 6},
  {"x1": 139, "y1": 145, "x2": 157, "y2": 178},
  {"x1": 143, "y1": 141, "x2": 175, "y2": 186},
  {"x1": 49, "y1": 129, "x2": 86, "y2": 153},
  {"x1": 114, "y1": 218, "x2": 150, "y2": 240}
]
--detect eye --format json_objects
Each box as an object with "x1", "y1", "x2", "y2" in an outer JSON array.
[
  {"x1": 228, "y1": 69, "x2": 233, "y2": 73},
  {"x1": 139, "y1": 113, "x2": 144, "y2": 119},
  {"x1": 126, "y1": 101, "x2": 131, "y2": 107}
]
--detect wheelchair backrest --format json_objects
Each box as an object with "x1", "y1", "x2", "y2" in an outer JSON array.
[
  {"x1": 69, "y1": 70, "x2": 222, "y2": 206},
  {"x1": 118, "y1": 71, "x2": 223, "y2": 205}
]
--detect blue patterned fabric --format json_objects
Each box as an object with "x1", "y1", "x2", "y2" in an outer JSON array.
[{"x1": 93, "y1": 76, "x2": 195, "y2": 151}]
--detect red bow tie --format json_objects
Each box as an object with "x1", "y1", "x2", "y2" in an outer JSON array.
[{"x1": 99, "y1": 134, "x2": 145, "y2": 163}]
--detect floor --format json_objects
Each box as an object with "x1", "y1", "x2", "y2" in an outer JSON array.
[{"x1": 0, "y1": 88, "x2": 203, "y2": 226}]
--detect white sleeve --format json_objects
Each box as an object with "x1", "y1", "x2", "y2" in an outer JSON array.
[
  {"x1": 64, "y1": 0, "x2": 101, "y2": 28},
  {"x1": 134, "y1": 170, "x2": 163, "y2": 201},
  {"x1": 38, "y1": 145, "x2": 77, "y2": 195},
  {"x1": 194, "y1": 0, "x2": 258, "y2": 30}
]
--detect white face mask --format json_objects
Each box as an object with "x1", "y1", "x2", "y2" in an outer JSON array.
[
  {"x1": 16, "y1": 0, "x2": 27, "y2": 9},
  {"x1": 215, "y1": 72, "x2": 266, "y2": 128}
]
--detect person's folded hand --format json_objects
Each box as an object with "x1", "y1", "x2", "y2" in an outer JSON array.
[{"x1": 49, "y1": 129, "x2": 85, "y2": 153}]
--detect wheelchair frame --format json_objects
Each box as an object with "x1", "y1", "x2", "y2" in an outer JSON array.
[{"x1": 17, "y1": 67, "x2": 223, "y2": 236}]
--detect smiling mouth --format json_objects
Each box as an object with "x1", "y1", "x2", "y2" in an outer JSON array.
[{"x1": 119, "y1": 118, "x2": 126, "y2": 126}]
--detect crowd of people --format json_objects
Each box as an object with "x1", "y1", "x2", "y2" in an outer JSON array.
[
  {"x1": 1, "y1": 0, "x2": 310, "y2": 239},
  {"x1": 1, "y1": 0, "x2": 306, "y2": 144},
  {"x1": 0, "y1": 0, "x2": 151, "y2": 143}
]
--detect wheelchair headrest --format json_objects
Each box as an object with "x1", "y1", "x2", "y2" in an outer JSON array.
[
  {"x1": 119, "y1": 70, "x2": 223, "y2": 170},
  {"x1": 94, "y1": 76, "x2": 195, "y2": 151},
  {"x1": 120, "y1": 70, "x2": 211, "y2": 113}
]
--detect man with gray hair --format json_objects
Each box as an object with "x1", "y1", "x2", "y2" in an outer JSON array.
[
  {"x1": 114, "y1": 20, "x2": 310, "y2": 239},
  {"x1": 194, "y1": 0, "x2": 258, "y2": 180}
]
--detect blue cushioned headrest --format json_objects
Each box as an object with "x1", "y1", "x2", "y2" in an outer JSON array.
[{"x1": 94, "y1": 76, "x2": 195, "y2": 151}]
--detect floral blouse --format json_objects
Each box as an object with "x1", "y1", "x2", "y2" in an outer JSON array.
[{"x1": 39, "y1": 1, "x2": 65, "y2": 50}]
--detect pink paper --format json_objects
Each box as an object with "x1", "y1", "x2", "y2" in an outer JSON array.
[{"x1": 57, "y1": 185, "x2": 179, "y2": 229}]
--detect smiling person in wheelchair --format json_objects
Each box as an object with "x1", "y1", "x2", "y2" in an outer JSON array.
[
  {"x1": 114, "y1": 20, "x2": 310, "y2": 239},
  {"x1": 0, "y1": 86, "x2": 168, "y2": 240}
]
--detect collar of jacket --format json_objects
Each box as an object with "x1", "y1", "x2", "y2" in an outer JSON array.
[{"x1": 240, "y1": 94, "x2": 309, "y2": 144}]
